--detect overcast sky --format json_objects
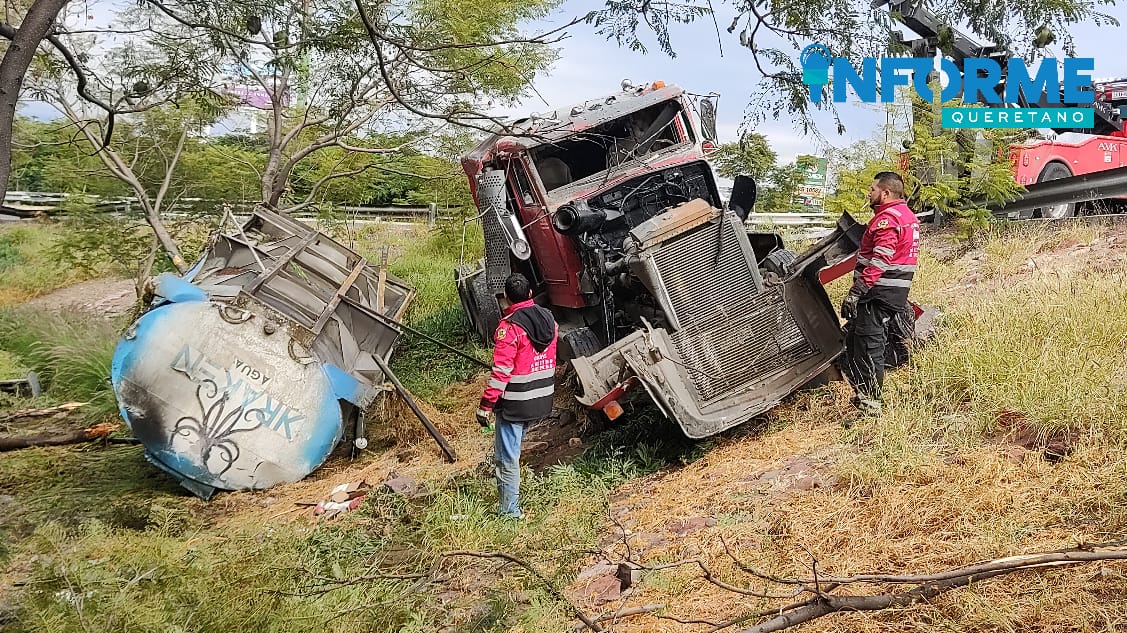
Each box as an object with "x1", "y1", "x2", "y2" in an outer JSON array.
[{"x1": 496, "y1": 0, "x2": 1127, "y2": 163}]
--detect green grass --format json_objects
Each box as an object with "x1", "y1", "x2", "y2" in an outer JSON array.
[
  {"x1": 0, "y1": 308, "x2": 122, "y2": 420},
  {"x1": 5, "y1": 411, "x2": 689, "y2": 633},
  {"x1": 11, "y1": 218, "x2": 1127, "y2": 632},
  {"x1": 0, "y1": 224, "x2": 101, "y2": 305},
  {"x1": 1, "y1": 215, "x2": 709, "y2": 632},
  {"x1": 842, "y1": 234, "x2": 1127, "y2": 485},
  {"x1": 354, "y1": 220, "x2": 489, "y2": 401},
  {"x1": 0, "y1": 349, "x2": 27, "y2": 379}
]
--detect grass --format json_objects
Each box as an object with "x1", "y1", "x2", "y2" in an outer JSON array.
[
  {"x1": 5, "y1": 407, "x2": 691, "y2": 633},
  {"x1": 0, "y1": 349, "x2": 27, "y2": 379},
  {"x1": 7, "y1": 217, "x2": 1127, "y2": 632},
  {"x1": 353, "y1": 220, "x2": 489, "y2": 403},
  {"x1": 0, "y1": 224, "x2": 102, "y2": 305},
  {"x1": 978, "y1": 220, "x2": 1105, "y2": 280},
  {"x1": 0, "y1": 215, "x2": 696, "y2": 632},
  {"x1": 0, "y1": 308, "x2": 122, "y2": 421},
  {"x1": 560, "y1": 222, "x2": 1127, "y2": 632}
]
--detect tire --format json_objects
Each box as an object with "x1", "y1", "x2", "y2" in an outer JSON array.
[
  {"x1": 455, "y1": 263, "x2": 502, "y2": 344},
  {"x1": 1034, "y1": 162, "x2": 1076, "y2": 219},
  {"x1": 559, "y1": 326, "x2": 602, "y2": 363},
  {"x1": 762, "y1": 248, "x2": 798, "y2": 278}
]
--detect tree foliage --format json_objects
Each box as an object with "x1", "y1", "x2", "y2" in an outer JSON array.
[
  {"x1": 712, "y1": 135, "x2": 819, "y2": 213},
  {"x1": 825, "y1": 93, "x2": 1028, "y2": 237},
  {"x1": 590, "y1": 0, "x2": 1120, "y2": 137},
  {"x1": 8, "y1": 0, "x2": 564, "y2": 270},
  {"x1": 710, "y1": 133, "x2": 776, "y2": 180}
]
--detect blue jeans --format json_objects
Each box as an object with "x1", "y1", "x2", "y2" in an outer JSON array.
[{"x1": 494, "y1": 412, "x2": 525, "y2": 518}]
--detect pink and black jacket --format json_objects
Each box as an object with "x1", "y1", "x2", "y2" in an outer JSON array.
[
  {"x1": 854, "y1": 199, "x2": 921, "y2": 307},
  {"x1": 477, "y1": 299, "x2": 558, "y2": 423}
]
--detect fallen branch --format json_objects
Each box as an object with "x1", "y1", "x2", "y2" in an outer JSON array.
[
  {"x1": 723, "y1": 544, "x2": 1127, "y2": 632},
  {"x1": 580, "y1": 534, "x2": 1127, "y2": 633},
  {"x1": 0, "y1": 402, "x2": 86, "y2": 424},
  {"x1": 440, "y1": 550, "x2": 604, "y2": 632},
  {"x1": 0, "y1": 422, "x2": 117, "y2": 452},
  {"x1": 574, "y1": 603, "x2": 666, "y2": 630}
]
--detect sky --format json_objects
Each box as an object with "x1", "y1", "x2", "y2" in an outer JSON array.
[{"x1": 495, "y1": 0, "x2": 1127, "y2": 164}]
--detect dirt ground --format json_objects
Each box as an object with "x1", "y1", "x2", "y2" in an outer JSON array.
[
  {"x1": 18, "y1": 277, "x2": 137, "y2": 318},
  {"x1": 8, "y1": 220, "x2": 1127, "y2": 632}
]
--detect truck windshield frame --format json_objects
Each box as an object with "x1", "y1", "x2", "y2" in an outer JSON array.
[{"x1": 528, "y1": 99, "x2": 695, "y2": 192}]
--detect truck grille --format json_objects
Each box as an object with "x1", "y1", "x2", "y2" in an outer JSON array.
[
  {"x1": 650, "y1": 217, "x2": 758, "y2": 323},
  {"x1": 670, "y1": 287, "x2": 816, "y2": 404}
]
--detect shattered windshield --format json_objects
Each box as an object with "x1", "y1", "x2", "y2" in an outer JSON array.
[{"x1": 529, "y1": 100, "x2": 693, "y2": 192}]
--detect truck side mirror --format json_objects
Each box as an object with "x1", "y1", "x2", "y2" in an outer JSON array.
[
  {"x1": 729, "y1": 175, "x2": 756, "y2": 221},
  {"x1": 699, "y1": 95, "x2": 718, "y2": 144}
]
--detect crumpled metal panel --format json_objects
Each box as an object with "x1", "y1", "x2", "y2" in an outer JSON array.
[
  {"x1": 572, "y1": 213, "x2": 861, "y2": 439},
  {"x1": 626, "y1": 202, "x2": 763, "y2": 331},
  {"x1": 671, "y1": 290, "x2": 815, "y2": 403}
]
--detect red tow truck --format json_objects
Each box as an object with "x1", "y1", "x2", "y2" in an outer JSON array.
[
  {"x1": 882, "y1": 0, "x2": 1127, "y2": 219},
  {"x1": 1007, "y1": 78, "x2": 1127, "y2": 217}
]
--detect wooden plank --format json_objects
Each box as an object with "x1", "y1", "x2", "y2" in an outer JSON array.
[
  {"x1": 312, "y1": 257, "x2": 368, "y2": 334},
  {"x1": 376, "y1": 246, "x2": 389, "y2": 313}
]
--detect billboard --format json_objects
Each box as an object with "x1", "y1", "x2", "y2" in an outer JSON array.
[{"x1": 792, "y1": 155, "x2": 828, "y2": 211}]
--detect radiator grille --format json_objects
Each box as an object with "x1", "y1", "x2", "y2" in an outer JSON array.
[
  {"x1": 650, "y1": 218, "x2": 758, "y2": 323},
  {"x1": 670, "y1": 287, "x2": 816, "y2": 403}
]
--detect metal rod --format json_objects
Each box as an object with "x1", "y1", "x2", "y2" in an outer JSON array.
[
  {"x1": 223, "y1": 205, "x2": 267, "y2": 273},
  {"x1": 369, "y1": 352, "x2": 458, "y2": 463},
  {"x1": 368, "y1": 308, "x2": 492, "y2": 369}
]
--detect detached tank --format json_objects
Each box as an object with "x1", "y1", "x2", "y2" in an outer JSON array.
[{"x1": 111, "y1": 209, "x2": 413, "y2": 499}]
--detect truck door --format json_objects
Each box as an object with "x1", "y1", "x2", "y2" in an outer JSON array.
[{"x1": 505, "y1": 158, "x2": 587, "y2": 309}]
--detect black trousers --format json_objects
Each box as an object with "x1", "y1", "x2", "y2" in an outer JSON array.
[{"x1": 842, "y1": 300, "x2": 913, "y2": 401}]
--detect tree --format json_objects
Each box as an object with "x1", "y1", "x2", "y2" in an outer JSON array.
[
  {"x1": 15, "y1": 0, "x2": 565, "y2": 270},
  {"x1": 0, "y1": 0, "x2": 71, "y2": 202},
  {"x1": 711, "y1": 134, "x2": 814, "y2": 213},
  {"x1": 824, "y1": 91, "x2": 1026, "y2": 236},
  {"x1": 756, "y1": 159, "x2": 812, "y2": 214},
  {"x1": 710, "y1": 133, "x2": 776, "y2": 180}
]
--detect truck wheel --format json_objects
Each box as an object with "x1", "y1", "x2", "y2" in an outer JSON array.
[
  {"x1": 455, "y1": 264, "x2": 502, "y2": 344},
  {"x1": 762, "y1": 248, "x2": 798, "y2": 278},
  {"x1": 1035, "y1": 162, "x2": 1076, "y2": 219},
  {"x1": 559, "y1": 326, "x2": 602, "y2": 363}
]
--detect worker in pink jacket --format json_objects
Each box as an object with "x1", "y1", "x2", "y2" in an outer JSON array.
[
  {"x1": 475, "y1": 273, "x2": 558, "y2": 518},
  {"x1": 840, "y1": 171, "x2": 920, "y2": 419}
]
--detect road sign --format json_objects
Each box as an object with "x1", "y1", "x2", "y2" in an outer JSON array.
[{"x1": 792, "y1": 155, "x2": 828, "y2": 211}]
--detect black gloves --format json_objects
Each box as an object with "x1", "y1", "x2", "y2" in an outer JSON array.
[
  {"x1": 840, "y1": 281, "x2": 869, "y2": 321},
  {"x1": 840, "y1": 292, "x2": 860, "y2": 320},
  {"x1": 475, "y1": 409, "x2": 491, "y2": 428}
]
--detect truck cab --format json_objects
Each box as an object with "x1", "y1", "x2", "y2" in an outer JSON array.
[{"x1": 456, "y1": 82, "x2": 863, "y2": 438}]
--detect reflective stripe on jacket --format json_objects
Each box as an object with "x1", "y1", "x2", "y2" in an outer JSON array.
[
  {"x1": 854, "y1": 199, "x2": 920, "y2": 306},
  {"x1": 478, "y1": 299, "x2": 558, "y2": 422}
]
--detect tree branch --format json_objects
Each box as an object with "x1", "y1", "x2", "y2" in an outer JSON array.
[
  {"x1": 439, "y1": 551, "x2": 604, "y2": 633},
  {"x1": 152, "y1": 128, "x2": 187, "y2": 215}
]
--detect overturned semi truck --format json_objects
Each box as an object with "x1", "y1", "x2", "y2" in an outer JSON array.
[
  {"x1": 455, "y1": 81, "x2": 871, "y2": 438},
  {"x1": 111, "y1": 209, "x2": 414, "y2": 498}
]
